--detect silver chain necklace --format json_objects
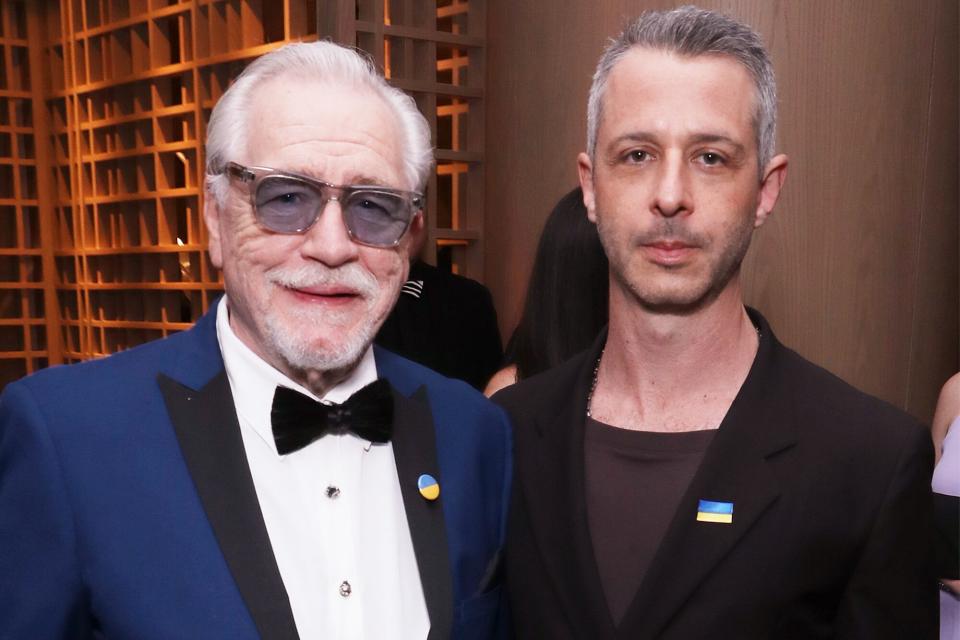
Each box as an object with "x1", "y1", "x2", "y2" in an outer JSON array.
[
  {"x1": 586, "y1": 326, "x2": 760, "y2": 419},
  {"x1": 585, "y1": 350, "x2": 603, "y2": 419}
]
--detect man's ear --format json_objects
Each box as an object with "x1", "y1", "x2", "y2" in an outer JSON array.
[
  {"x1": 203, "y1": 180, "x2": 224, "y2": 269},
  {"x1": 754, "y1": 153, "x2": 788, "y2": 228},
  {"x1": 404, "y1": 210, "x2": 426, "y2": 259},
  {"x1": 577, "y1": 152, "x2": 598, "y2": 223}
]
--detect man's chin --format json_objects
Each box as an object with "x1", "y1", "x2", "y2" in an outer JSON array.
[
  {"x1": 264, "y1": 321, "x2": 374, "y2": 373},
  {"x1": 280, "y1": 349, "x2": 364, "y2": 378},
  {"x1": 620, "y1": 262, "x2": 742, "y2": 316},
  {"x1": 628, "y1": 281, "x2": 718, "y2": 316}
]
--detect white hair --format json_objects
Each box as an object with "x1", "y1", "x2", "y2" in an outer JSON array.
[
  {"x1": 587, "y1": 6, "x2": 778, "y2": 175},
  {"x1": 205, "y1": 41, "x2": 433, "y2": 202}
]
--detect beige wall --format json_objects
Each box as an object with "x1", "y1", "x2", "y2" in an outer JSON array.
[{"x1": 484, "y1": 0, "x2": 959, "y2": 422}]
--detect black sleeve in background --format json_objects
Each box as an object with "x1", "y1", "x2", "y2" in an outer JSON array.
[
  {"x1": 462, "y1": 283, "x2": 504, "y2": 390},
  {"x1": 376, "y1": 261, "x2": 504, "y2": 391},
  {"x1": 933, "y1": 492, "x2": 960, "y2": 579}
]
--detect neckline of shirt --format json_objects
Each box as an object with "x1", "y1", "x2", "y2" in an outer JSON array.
[{"x1": 215, "y1": 295, "x2": 378, "y2": 455}]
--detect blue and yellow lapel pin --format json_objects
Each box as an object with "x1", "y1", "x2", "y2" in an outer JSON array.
[
  {"x1": 696, "y1": 499, "x2": 733, "y2": 524},
  {"x1": 418, "y1": 473, "x2": 440, "y2": 501}
]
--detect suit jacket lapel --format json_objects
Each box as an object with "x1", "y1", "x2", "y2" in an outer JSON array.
[
  {"x1": 393, "y1": 388, "x2": 453, "y2": 640},
  {"x1": 390, "y1": 386, "x2": 454, "y2": 640},
  {"x1": 618, "y1": 314, "x2": 798, "y2": 638},
  {"x1": 518, "y1": 336, "x2": 617, "y2": 637},
  {"x1": 376, "y1": 348, "x2": 455, "y2": 638},
  {"x1": 159, "y1": 320, "x2": 453, "y2": 640},
  {"x1": 159, "y1": 370, "x2": 299, "y2": 640}
]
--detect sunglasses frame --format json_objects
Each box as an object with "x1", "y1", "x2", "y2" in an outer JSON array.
[{"x1": 221, "y1": 161, "x2": 424, "y2": 248}]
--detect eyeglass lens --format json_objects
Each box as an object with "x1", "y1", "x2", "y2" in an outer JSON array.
[{"x1": 253, "y1": 175, "x2": 413, "y2": 246}]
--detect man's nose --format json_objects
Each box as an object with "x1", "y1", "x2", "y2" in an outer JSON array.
[
  {"x1": 651, "y1": 155, "x2": 691, "y2": 218},
  {"x1": 299, "y1": 200, "x2": 360, "y2": 266}
]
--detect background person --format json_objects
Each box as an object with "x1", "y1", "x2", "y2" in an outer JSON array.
[
  {"x1": 485, "y1": 187, "x2": 608, "y2": 396},
  {"x1": 376, "y1": 225, "x2": 503, "y2": 391},
  {"x1": 933, "y1": 372, "x2": 960, "y2": 639}
]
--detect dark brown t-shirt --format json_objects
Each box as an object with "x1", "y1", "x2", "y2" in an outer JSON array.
[{"x1": 585, "y1": 418, "x2": 716, "y2": 625}]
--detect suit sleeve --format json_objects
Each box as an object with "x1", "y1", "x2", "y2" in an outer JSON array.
[
  {"x1": 0, "y1": 381, "x2": 92, "y2": 638},
  {"x1": 835, "y1": 423, "x2": 938, "y2": 639}
]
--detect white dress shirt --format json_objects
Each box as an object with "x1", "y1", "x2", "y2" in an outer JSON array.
[{"x1": 216, "y1": 297, "x2": 430, "y2": 639}]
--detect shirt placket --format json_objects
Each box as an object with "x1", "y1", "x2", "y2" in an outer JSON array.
[{"x1": 322, "y1": 434, "x2": 365, "y2": 639}]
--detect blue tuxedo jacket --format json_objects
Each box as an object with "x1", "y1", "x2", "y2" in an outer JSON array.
[{"x1": 0, "y1": 305, "x2": 512, "y2": 640}]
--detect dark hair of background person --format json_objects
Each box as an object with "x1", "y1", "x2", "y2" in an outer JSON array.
[{"x1": 505, "y1": 187, "x2": 609, "y2": 380}]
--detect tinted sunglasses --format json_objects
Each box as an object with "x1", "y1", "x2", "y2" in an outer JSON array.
[{"x1": 222, "y1": 162, "x2": 423, "y2": 248}]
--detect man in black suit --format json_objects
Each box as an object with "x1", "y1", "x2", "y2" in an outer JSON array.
[
  {"x1": 376, "y1": 248, "x2": 503, "y2": 391},
  {"x1": 494, "y1": 6, "x2": 936, "y2": 638}
]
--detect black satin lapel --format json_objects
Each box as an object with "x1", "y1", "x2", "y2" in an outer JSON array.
[
  {"x1": 390, "y1": 386, "x2": 454, "y2": 640},
  {"x1": 519, "y1": 345, "x2": 616, "y2": 637},
  {"x1": 618, "y1": 324, "x2": 796, "y2": 639},
  {"x1": 159, "y1": 372, "x2": 300, "y2": 640}
]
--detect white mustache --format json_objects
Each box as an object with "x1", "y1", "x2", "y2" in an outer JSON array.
[{"x1": 266, "y1": 264, "x2": 379, "y2": 296}]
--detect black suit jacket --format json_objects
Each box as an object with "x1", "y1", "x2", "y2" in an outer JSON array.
[
  {"x1": 494, "y1": 309, "x2": 937, "y2": 639},
  {"x1": 377, "y1": 260, "x2": 503, "y2": 391}
]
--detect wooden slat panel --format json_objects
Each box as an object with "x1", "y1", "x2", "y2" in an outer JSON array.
[
  {"x1": 904, "y1": 0, "x2": 959, "y2": 419},
  {"x1": 26, "y1": 0, "x2": 61, "y2": 366},
  {"x1": 2, "y1": 0, "x2": 485, "y2": 381}
]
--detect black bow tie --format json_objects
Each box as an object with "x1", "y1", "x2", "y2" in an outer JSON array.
[{"x1": 270, "y1": 379, "x2": 394, "y2": 455}]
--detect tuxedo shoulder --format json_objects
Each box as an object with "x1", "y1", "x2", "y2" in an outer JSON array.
[
  {"x1": 775, "y1": 342, "x2": 928, "y2": 449},
  {"x1": 0, "y1": 326, "x2": 212, "y2": 442},
  {"x1": 411, "y1": 261, "x2": 494, "y2": 307},
  {"x1": 445, "y1": 271, "x2": 494, "y2": 302},
  {"x1": 11, "y1": 328, "x2": 195, "y2": 396}
]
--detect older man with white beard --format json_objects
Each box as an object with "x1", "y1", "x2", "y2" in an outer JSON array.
[{"x1": 0, "y1": 42, "x2": 511, "y2": 640}]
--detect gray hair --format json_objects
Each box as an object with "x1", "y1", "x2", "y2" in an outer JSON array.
[
  {"x1": 586, "y1": 5, "x2": 777, "y2": 173},
  {"x1": 205, "y1": 41, "x2": 433, "y2": 203}
]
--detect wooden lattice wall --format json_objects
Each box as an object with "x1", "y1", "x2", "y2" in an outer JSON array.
[
  {"x1": 322, "y1": 0, "x2": 485, "y2": 275},
  {"x1": 0, "y1": 0, "x2": 485, "y2": 388},
  {"x1": 0, "y1": 1, "x2": 56, "y2": 384}
]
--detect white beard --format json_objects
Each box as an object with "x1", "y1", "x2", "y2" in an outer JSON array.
[{"x1": 261, "y1": 263, "x2": 383, "y2": 372}]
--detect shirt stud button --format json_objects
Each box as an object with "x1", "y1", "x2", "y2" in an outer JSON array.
[
  {"x1": 339, "y1": 580, "x2": 352, "y2": 597},
  {"x1": 325, "y1": 485, "x2": 340, "y2": 499}
]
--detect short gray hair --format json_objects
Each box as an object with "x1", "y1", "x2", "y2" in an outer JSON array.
[
  {"x1": 205, "y1": 41, "x2": 433, "y2": 203},
  {"x1": 586, "y1": 5, "x2": 777, "y2": 173}
]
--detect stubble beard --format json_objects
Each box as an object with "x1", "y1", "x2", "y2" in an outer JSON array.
[{"x1": 597, "y1": 212, "x2": 756, "y2": 315}]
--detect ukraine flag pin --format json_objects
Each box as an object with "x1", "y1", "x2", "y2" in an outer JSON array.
[
  {"x1": 418, "y1": 474, "x2": 440, "y2": 501},
  {"x1": 696, "y1": 499, "x2": 734, "y2": 524}
]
